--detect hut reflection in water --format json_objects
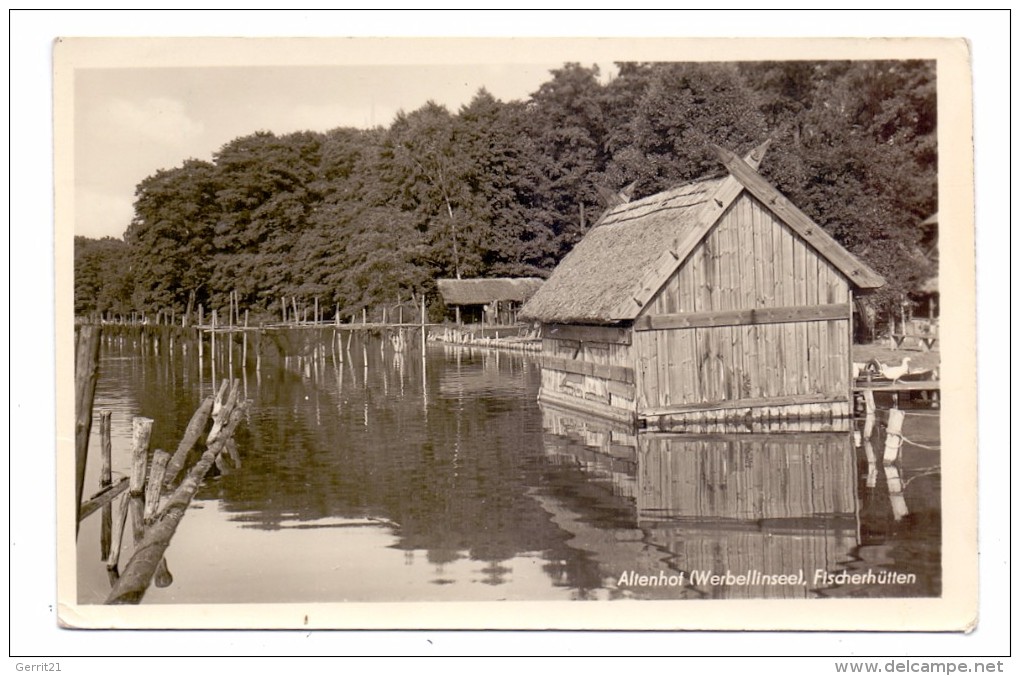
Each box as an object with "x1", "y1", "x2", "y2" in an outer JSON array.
[{"x1": 539, "y1": 403, "x2": 878, "y2": 600}]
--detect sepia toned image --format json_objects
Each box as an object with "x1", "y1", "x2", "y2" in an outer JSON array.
[{"x1": 54, "y1": 36, "x2": 976, "y2": 631}]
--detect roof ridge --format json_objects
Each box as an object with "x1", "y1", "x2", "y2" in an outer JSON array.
[
  {"x1": 601, "y1": 199, "x2": 711, "y2": 227},
  {"x1": 601, "y1": 175, "x2": 723, "y2": 221}
]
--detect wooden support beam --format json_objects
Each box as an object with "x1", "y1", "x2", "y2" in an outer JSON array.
[
  {"x1": 540, "y1": 355, "x2": 635, "y2": 385},
  {"x1": 642, "y1": 430, "x2": 850, "y2": 445},
  {"x1": 543, "y1": 323, "x2": 631, "y2": 345},
  {"x1": 537, "y1": 387, "x2": 638, "y2": 426},
  {"x1": 633, "y1": 303, "x2": 851, "y2": 331},
  {"x1": 78, "y1": 476, "x2": 130, "y2": 521},
  {"x1": 641, "y1": 392, "x2": 846, "y2": 417}
]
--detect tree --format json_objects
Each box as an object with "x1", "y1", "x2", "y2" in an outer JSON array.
[
  {"x1": 602, "y1": 62, "x2": 768, "y2": 197},
  {"x1": 124, "y1": 159, "x2": 220, "y2": 316},
  {"x1": 208, "y1": 130, "x2": 324, "y2": 311},
  {"x1": 523, "y1": 63, "x2": 608, "y2": 251},
  {"x1": 102, "y1": 58, "x2": 936, "y2": 335},
  {"x1": 456, "y1": 90, "x2": 557, "y2": 276},
  {"x1": 74, "y1": 236, "x2": 133, "y2": 317},
  {"x1": 748, "y1": 60, "x2": 937, "y2": 323},
  {"x1": 382, "y1": 102, "x2": 481, "y2": 279}
]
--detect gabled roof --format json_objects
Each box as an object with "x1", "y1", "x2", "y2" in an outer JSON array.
[
  {"x1": 521, "y1": 143, "x2": 885, "y2": 326},
  {"x1": 437, "y1": 277, "x2": 544, "y2": 306}
]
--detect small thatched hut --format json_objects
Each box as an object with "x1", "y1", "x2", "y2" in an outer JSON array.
[
  {"x1": 437, "y1": 277, "x2": 544, "y2": 325},
  {"x1": 520, "y1": 141, "x2": 885, "y2": 428}
]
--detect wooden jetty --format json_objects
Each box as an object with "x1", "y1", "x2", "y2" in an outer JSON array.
[
  {"x1": 854, "y1": 379, "x2": 940, "y2": 412},
  {"x1": 521, "y1": 140, "x2": 886, "y2": 430}
]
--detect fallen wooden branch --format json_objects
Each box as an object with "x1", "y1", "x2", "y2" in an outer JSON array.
[
  {"x1": 105, "y1": 380, "x2": 246, "y2": 604},
  {"x1": 162, "y1": 395, "x2": 214, "y2": 487},
  {"x1": 78, "y1": 476, "x2": 129, "y2": 521}
]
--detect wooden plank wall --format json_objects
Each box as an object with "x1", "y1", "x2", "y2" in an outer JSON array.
[
  {"x1": 636, "y1": 433, "x2": 857, "y2": 521},
  {"x1": 636, "y1": 193, "x2": 851, "y2": 411},
  {"x1": 649, "y1": 527, "x2": 858, "y2": 599},
  {"x1": 540, "y1": 336, "x2": 636, "y2": 412},
  {"x1": 635, "y1": 432, "x2": 858, "y2": 600}
]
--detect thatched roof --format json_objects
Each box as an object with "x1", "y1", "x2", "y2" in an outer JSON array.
[
  {"x1": 521, "y1": 178, "x2": 724, "y2": 325},
  {"x1": 437, "y1": 277, "x2": 544, "y2": 306},
  {"x1": 521, "y1": 143, "x2": 885, "y2": 326}
]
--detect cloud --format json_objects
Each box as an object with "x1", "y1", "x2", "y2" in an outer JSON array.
[{"x1": 105, "y1": 96, "x2": 205, "y2": 147}]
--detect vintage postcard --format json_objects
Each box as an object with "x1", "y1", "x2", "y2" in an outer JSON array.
[{"x1": 54, "y1": 36, "x2": 976, "y2": 631}]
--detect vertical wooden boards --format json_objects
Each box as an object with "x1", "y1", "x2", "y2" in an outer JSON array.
[
  {"x1": 636, "y1": 330, "x2": 657, "y2": 410},
  {"x1": 579, "y1": 190, "x2": 857, "y2": 418},
  {"x1": 763, "y1": 203, "x2": 780, "y2": 401},
  {"x1": 795, "y1": 228, "x2": 809, "y2": 394}
]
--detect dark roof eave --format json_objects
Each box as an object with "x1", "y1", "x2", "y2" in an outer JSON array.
[{"x1": 518, "y1": 314, "x2": 630, "y2": 327}]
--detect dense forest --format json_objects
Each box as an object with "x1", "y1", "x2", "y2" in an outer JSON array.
[{"x1": 74, "y1": 60, "x2": 937, "y2": 328}]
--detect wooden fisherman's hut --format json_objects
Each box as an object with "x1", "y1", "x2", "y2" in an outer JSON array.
[
  {"x1": 437, "y1": 277, "x2": 544, "y2": 325},
  {"x1": 520, "y1": 141, "x2": 885, "y2": 428}
]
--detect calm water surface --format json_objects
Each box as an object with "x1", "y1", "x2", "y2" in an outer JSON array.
[{"x1": 76, "y1": 333, "x2": 941, "y2": 604}]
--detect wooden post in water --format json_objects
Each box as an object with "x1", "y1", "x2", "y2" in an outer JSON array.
[
  {"x1": 75, "y1": 324, "x2": 102, "y2": 533},
  {"x1": 883, "y1": 408, "x2": 905, "y2": 464},
  {"x1": 197, "y1": 307, "x2": 204, "y2": 365},
  {"x1": 129, "y1": 417, "x2": 154, "y2": 497},
  {"x1": 884, "y1": 464, "x2": 909, "y2": 521},
  {"x1": 106, "y1": 493, "x2": 130, "y2": 572},
  {"x1": 211, "y1": 309, "x2": 218, "y2": 390},
  {"x1": 99, "y1": 409, "x2": 113, "y2": 557},
  {"x1": 256, "y1": 322, "x2": 263, "y2": 373},
  {"x1": 420, "y1": 293, "x2": 428, "y2": 416},
  {"x1": 144, "y1": 450, "x2": 171, "y2": 523},
  {"x1": 99, "y1": 410, "x2": 113, "y2": 488},
  {"x1": 243, "y1": 310, "x2": 249, "y2": 370}
]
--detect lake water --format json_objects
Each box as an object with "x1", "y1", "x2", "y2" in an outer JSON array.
[{"x1": 75, "y1": 331, "x2": 941, "y2": 604}]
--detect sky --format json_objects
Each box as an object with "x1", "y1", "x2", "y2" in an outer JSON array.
[{"x1": 74, "y1": 60, "x2": 615, "y2": 239}]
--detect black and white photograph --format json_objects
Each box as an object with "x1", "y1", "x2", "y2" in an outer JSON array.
[{"x1": 44, "y1": 29, "x2": 983, "y2": 639}]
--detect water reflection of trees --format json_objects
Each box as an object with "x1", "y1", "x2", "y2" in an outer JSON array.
[{"x1": 202, "y1": 340, "x2": 591, "y2": 586}]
